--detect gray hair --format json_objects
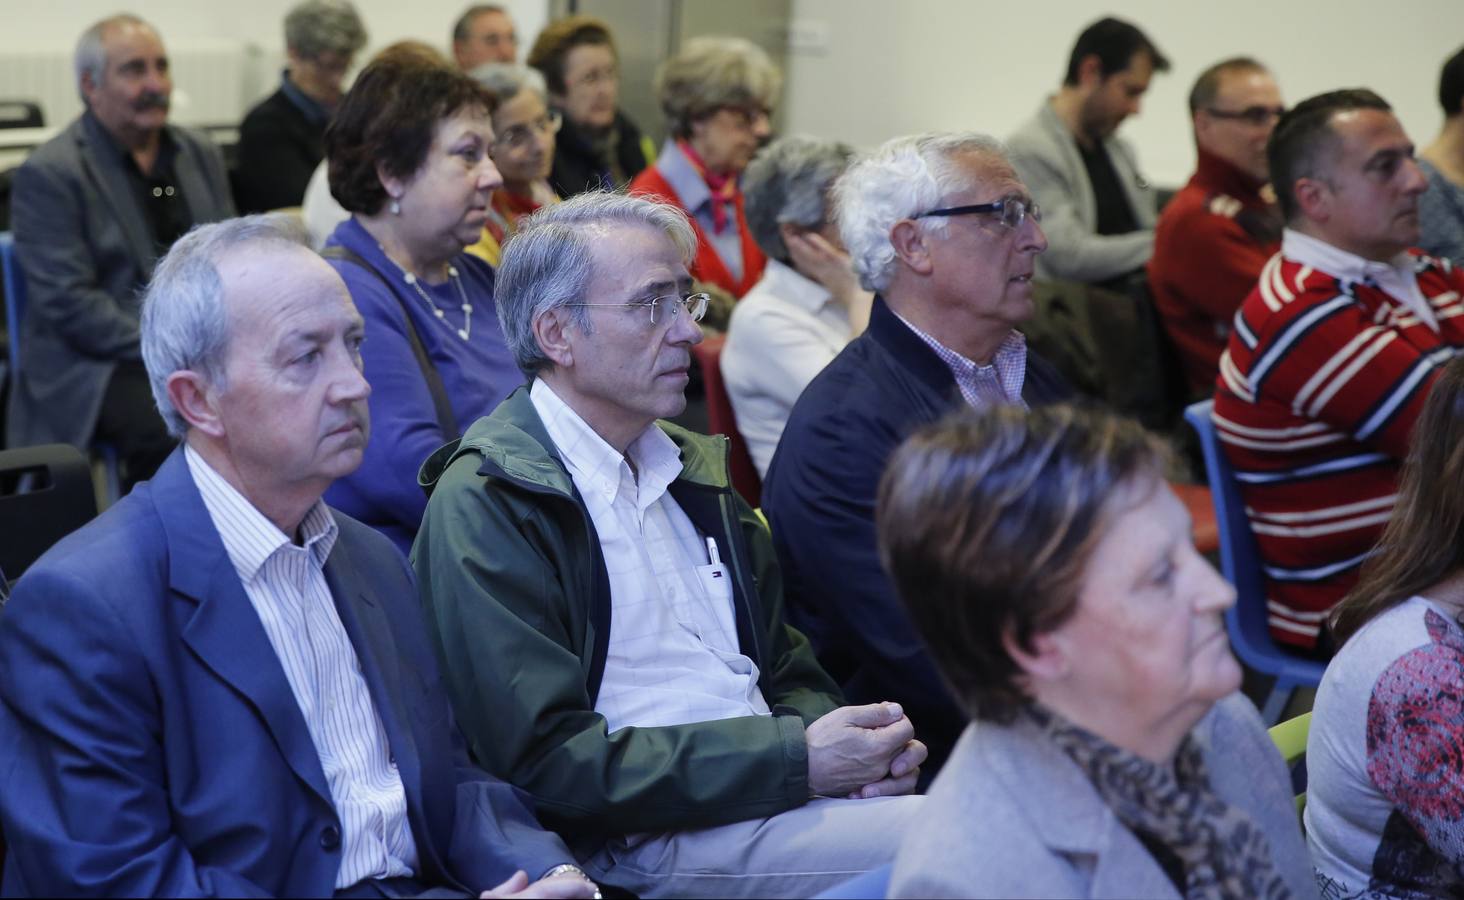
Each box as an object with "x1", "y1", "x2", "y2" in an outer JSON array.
[
  {"x1": 453, "y1": 4, "x2": 508, "y2": 43},
  {"x1": 469, "y1": 62, "x2": 547, "y2": 104},
  {"x1": 834, "y1": 131, "x2": 1009, "y2": 293},
  {"x1": 744, "y1": 135, "x2": 854, "y2": 263},
  {"x1": 74, "y1": 13, "x2": 149, "y2": 95},
  {"x1": 285, "y1": 0, "x2": 368, "y2": 61},
  {"x1": 654, "y1": 35, "x2": 782, "y2": 138},
  {"x1": 495, "y1": 192, "x2": 696, "y2": 375},
  {"x1": 141, "y1": 214, "x2": 312, "y2": 437}
]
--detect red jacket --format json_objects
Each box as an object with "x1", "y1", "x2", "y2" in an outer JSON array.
[
  {"x1": 629, "y1": 165, "x2": 766, "y2": 299},
  {"x1": 1150, "y1": 150, "x2": 1282, "y2": 395}
]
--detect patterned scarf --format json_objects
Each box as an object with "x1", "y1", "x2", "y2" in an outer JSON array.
[
  {"x1": 676, "y1": 139, "x2": 738, "y2": 235},
  {"x1": 1025, "y1": 704, "x2": 1294, "y2": 900}
]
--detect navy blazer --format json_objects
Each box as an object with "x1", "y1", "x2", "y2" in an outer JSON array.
[
  {"x1": 0, "y1": 450, "x2": 570, "y2": 897},
  {"x1": 762, "y1": 297, "x2": 1071, "y2": 773}
]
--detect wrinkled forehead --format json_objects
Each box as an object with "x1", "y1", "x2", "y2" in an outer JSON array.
[
  {"x1": 1326, "y1": 108, "x2": 1410, "y2": 167},
  {"x1": 101, "y1": 21, "x2": 165, "y2": 65},
  {"x1": 941, "y1": 149, "x2": 1025, "y2": 201},
  {"x1": 585, "y1": 221, "x2": 692, "y2": 290},
  {"x1": 219, "y1": 244, "x2": 358, "y2": 337}
]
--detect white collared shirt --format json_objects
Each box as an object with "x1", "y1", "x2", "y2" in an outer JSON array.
[
  {"x1": 722, "y1": 259, "x2": 856, "y2": 476},
  {"x1": 1281, "y1": 228, "x2": 1438, "y2": 331},
  {"x1": 529, "y1": 379, "x2": 772, "y2": 732},
  {"x1": 893, "y1": 312, "x2": 1029, "y2": 410},
  {"x1": 185, "y1": 446, "x2": 418, "y2": 888}
]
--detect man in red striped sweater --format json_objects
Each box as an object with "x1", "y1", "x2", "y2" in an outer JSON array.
[{"x1": 1214, "y1": 89, "x2": 1464, "y2": 654}]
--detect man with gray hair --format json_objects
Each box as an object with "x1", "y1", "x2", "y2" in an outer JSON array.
[
  {"x1": 452, "y1": 4, "x2": 519, "y2": 69},
  {"x1": 6, "y1": 13, "x2": 233, "y2": 490},
  {"x1": 235, "y1": 0, "x2": 369, "y2": 213},
  {"x1": 0, "y1": 214, "x2": 595, "y2": 899},
  {"x1": 413, "y1": 191, "x2": 925, "y2": 899},
  {"x1": 762, "y1": 132, "x2": 1070, "y2": 778}
]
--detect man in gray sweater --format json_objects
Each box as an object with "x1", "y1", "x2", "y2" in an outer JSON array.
[{"x1": 1008, "y1": 17, "x2": 1168, "y2": 287}]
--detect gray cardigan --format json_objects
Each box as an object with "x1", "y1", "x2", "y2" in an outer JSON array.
[
  {"x1": 889, "y1": 694, "x2": 1318, "y2": 899},
  {"x1": 5, "y1": 113, "x2": 233, "y2": 451},
  {"x1": 1007, "y1": 101, "x2": 1156, "y2": 284}
]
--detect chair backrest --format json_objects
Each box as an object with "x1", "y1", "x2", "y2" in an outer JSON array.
[
  {"x1": 0, "y1": 101, "x2": 43, "y2": 130},
  {"x1": 1268, "y1": 710, "x2": 1312, "y2": 814},
  {"x1": 0, "y1": 443, "x2": 98, "y2": 583},
  {"x1": 814, "y1": 863, "x2": 892, "y2": 899},
  {"x1": 690, "y1": 333, "x2": 762, "y2": 507},
  {"x1": 1, "y1": 231, "x2": 23, "y2": 384},
  {"x1": 1185, "y1": 401, "x2": 1283, "y2": 665}
]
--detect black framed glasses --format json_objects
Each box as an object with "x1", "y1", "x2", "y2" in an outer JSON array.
[
  {"x1": 1205, "y1": 105, "x2": 1286, "y2": 127},
  {"x1": 914, "y1": 195, "x2": 1041, "y2": 230},
  {"x1": 565, "y1": 292, "x2": 710, "y2": 328}
]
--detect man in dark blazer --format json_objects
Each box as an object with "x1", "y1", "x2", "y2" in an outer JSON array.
[
  {"x1": 763, "y1": 132, "x2": 1070, "y2": 779},
  {"x1": 0, "y1": 215, "x2": 595, "y2": 899},
  {"x1": 5, "y1": 14, "x2": 233, "y2": 486}
]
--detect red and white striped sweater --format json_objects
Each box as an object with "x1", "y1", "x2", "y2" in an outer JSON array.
[{"x1": 1213, "y1": 249, "x2": 1464, "y2": 649}]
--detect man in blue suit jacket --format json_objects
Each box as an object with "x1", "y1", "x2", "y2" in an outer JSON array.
[
  {"x1": 763, "y1": 133, "x2": 1071, "y2": 781},
  {"x1": 0, "y1": 215, "x2": 596, "y2": 899}
]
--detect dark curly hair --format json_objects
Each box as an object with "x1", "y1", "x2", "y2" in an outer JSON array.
[{"x1": 326, "y1": 55, "x2": 497, "y2": 215}]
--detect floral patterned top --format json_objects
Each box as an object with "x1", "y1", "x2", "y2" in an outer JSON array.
[{"x1": 1307, "y1": 595, "x2": 1464, "y2": 898}]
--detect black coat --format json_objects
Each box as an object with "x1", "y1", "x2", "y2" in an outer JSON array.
[
  {"x1": 233, "y1": 87, "x2": 324, "y2": 214},
  {"x1": 547, "y1": 108, "x2": 650, "y2": 198},
  {"x1": 762, "y1": 296, "x2": 1071, "y2": 774}
]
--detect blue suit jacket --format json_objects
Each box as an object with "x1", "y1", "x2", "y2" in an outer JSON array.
[
  {"x1": 0, "y1": 449, "x2": 570, "y2": 897},
  {"x1": 762, "y1": 297, "x2": 1071, "y2": 775}
]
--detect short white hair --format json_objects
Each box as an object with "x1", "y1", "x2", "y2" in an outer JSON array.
[{"x1": 834, "y1": 132, "x2": 1009, "y2": 293}]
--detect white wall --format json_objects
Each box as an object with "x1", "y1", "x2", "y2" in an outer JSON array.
[{"x1": 782, "y1": 0, "x2": 1460, "y2": 186}]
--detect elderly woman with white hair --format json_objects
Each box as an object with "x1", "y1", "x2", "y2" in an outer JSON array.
[
  {"x1": 721, "y1": 135, "x2": 870, "y2": 477},
  {"x1": 463, "y1": 63, "x2": 562, "y2": 267},
  {"x1": 629, "y1": 36, "x2": 781, "y2": 299}
]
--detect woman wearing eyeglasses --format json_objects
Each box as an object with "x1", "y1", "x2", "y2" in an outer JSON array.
[
  {"x1": 630, "y1": 36, "x2": 781, "y2": 300},
  {"x1": 464, "y1": 64, "x2": 562, "y2": 268},
  {"x1": 319, "y1": 55, "x2": 523, "y2": 556}
]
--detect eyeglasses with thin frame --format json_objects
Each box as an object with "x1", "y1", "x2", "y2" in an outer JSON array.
[
  {"x1": 564, "y1": 292, "x2": 710, "y2": 328},
  {"x1": 913, "y1": 195, "x2": 1042, "y2": 230},
  {"x1": 1204, "y1": 105, "x2": 1286, "y2": 127},
  {"x1": 494, "y1": 110, "x2": 563, "y2": 154}
]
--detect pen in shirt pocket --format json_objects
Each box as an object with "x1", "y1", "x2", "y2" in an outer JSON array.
[{"x1": 705, "y1": 537, "x2": 724, "y2": 576}]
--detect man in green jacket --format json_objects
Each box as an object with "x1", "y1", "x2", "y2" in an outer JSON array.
[{"x1": 413, "y1": 192, "x2": 926, "y2": 899}]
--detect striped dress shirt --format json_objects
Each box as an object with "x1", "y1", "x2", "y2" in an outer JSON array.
[
  {"x1": 529, "y1": 379, "x2": 773, "y2": 733},
  {"x1": 1213, "y1": 231, "x2": 1464, "y2": 648},
  {"x1": 894, "y1": 312, "x2": 1029, "y2": 410},
  {"x1": 184, "y1": 447, "x2": 419, "y2": 888}
]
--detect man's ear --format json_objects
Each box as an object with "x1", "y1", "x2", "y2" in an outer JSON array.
[
  {"x1": 166, "y1": 370, "x2": 224, "y2": 439},
  {"x1": 532, "y1": 307, "x2": 577, "y2": 370},
  {"x1": 1001, "y1": 624, "x2": 1072, "y2": 685},
  {"x1": 890, "y1": 219, "x2": 934, "y2": 276},
  {"x1": 1293, "y1": 176, "x2": 1331, "y2": 224},
  {"x1": 1077, "y1": 54, "x2": 1104, "y2": 90}
]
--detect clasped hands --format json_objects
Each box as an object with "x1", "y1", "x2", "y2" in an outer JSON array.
[{"x1": 805, "y1": 701, "x2": 928, "y2": 800}]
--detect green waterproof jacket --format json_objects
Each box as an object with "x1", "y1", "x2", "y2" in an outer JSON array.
[{"x1": 412, "y1": 387, "x2": 845, "y2": 837}]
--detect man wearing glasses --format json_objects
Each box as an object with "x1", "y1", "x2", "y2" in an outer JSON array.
[
  {"x1": 1150, "y1": 58, "x2": 1286, "y2": 397},
  {"x1": 412, "y1": 192, "x2": 925, "y2": 899},
  {"x1": 763, "y1": 133, "x2": 1070, "y2": 780}
]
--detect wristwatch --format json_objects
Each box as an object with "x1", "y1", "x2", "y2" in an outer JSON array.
[{"x1": 543, "y1": 863, "x2": 602, "y2": 899}]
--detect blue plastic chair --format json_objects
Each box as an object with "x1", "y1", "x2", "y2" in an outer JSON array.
[
  {"x1": 1, "y1": 232, "x2": 122, "y2": 504},
  {"x1": 1185, "y1": 400, "x2": 1327, "y2": 724},
  {"x1": 815, "y1": 864, "x2": 892, "y2": 899}
]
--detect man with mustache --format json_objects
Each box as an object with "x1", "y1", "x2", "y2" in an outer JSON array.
[
  {"x1": 0, "y1": 215, "x2": 597, "y2": 899},
  {"x1": 1008, "y1": 17, "x2": 1168, "y2": 287},
  {"x1": 6, "y1": 13, "x2": 233, "y2": 491},
  {"x1": 761, "y1": 133, "x2": 1069, "y2": 779},
  {"x1": 1213, "y1": 89, "x2": 1464, "y2": 655},
  {"x1": 413, "y1": 192, "x2": 926, "y2": 899}
]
